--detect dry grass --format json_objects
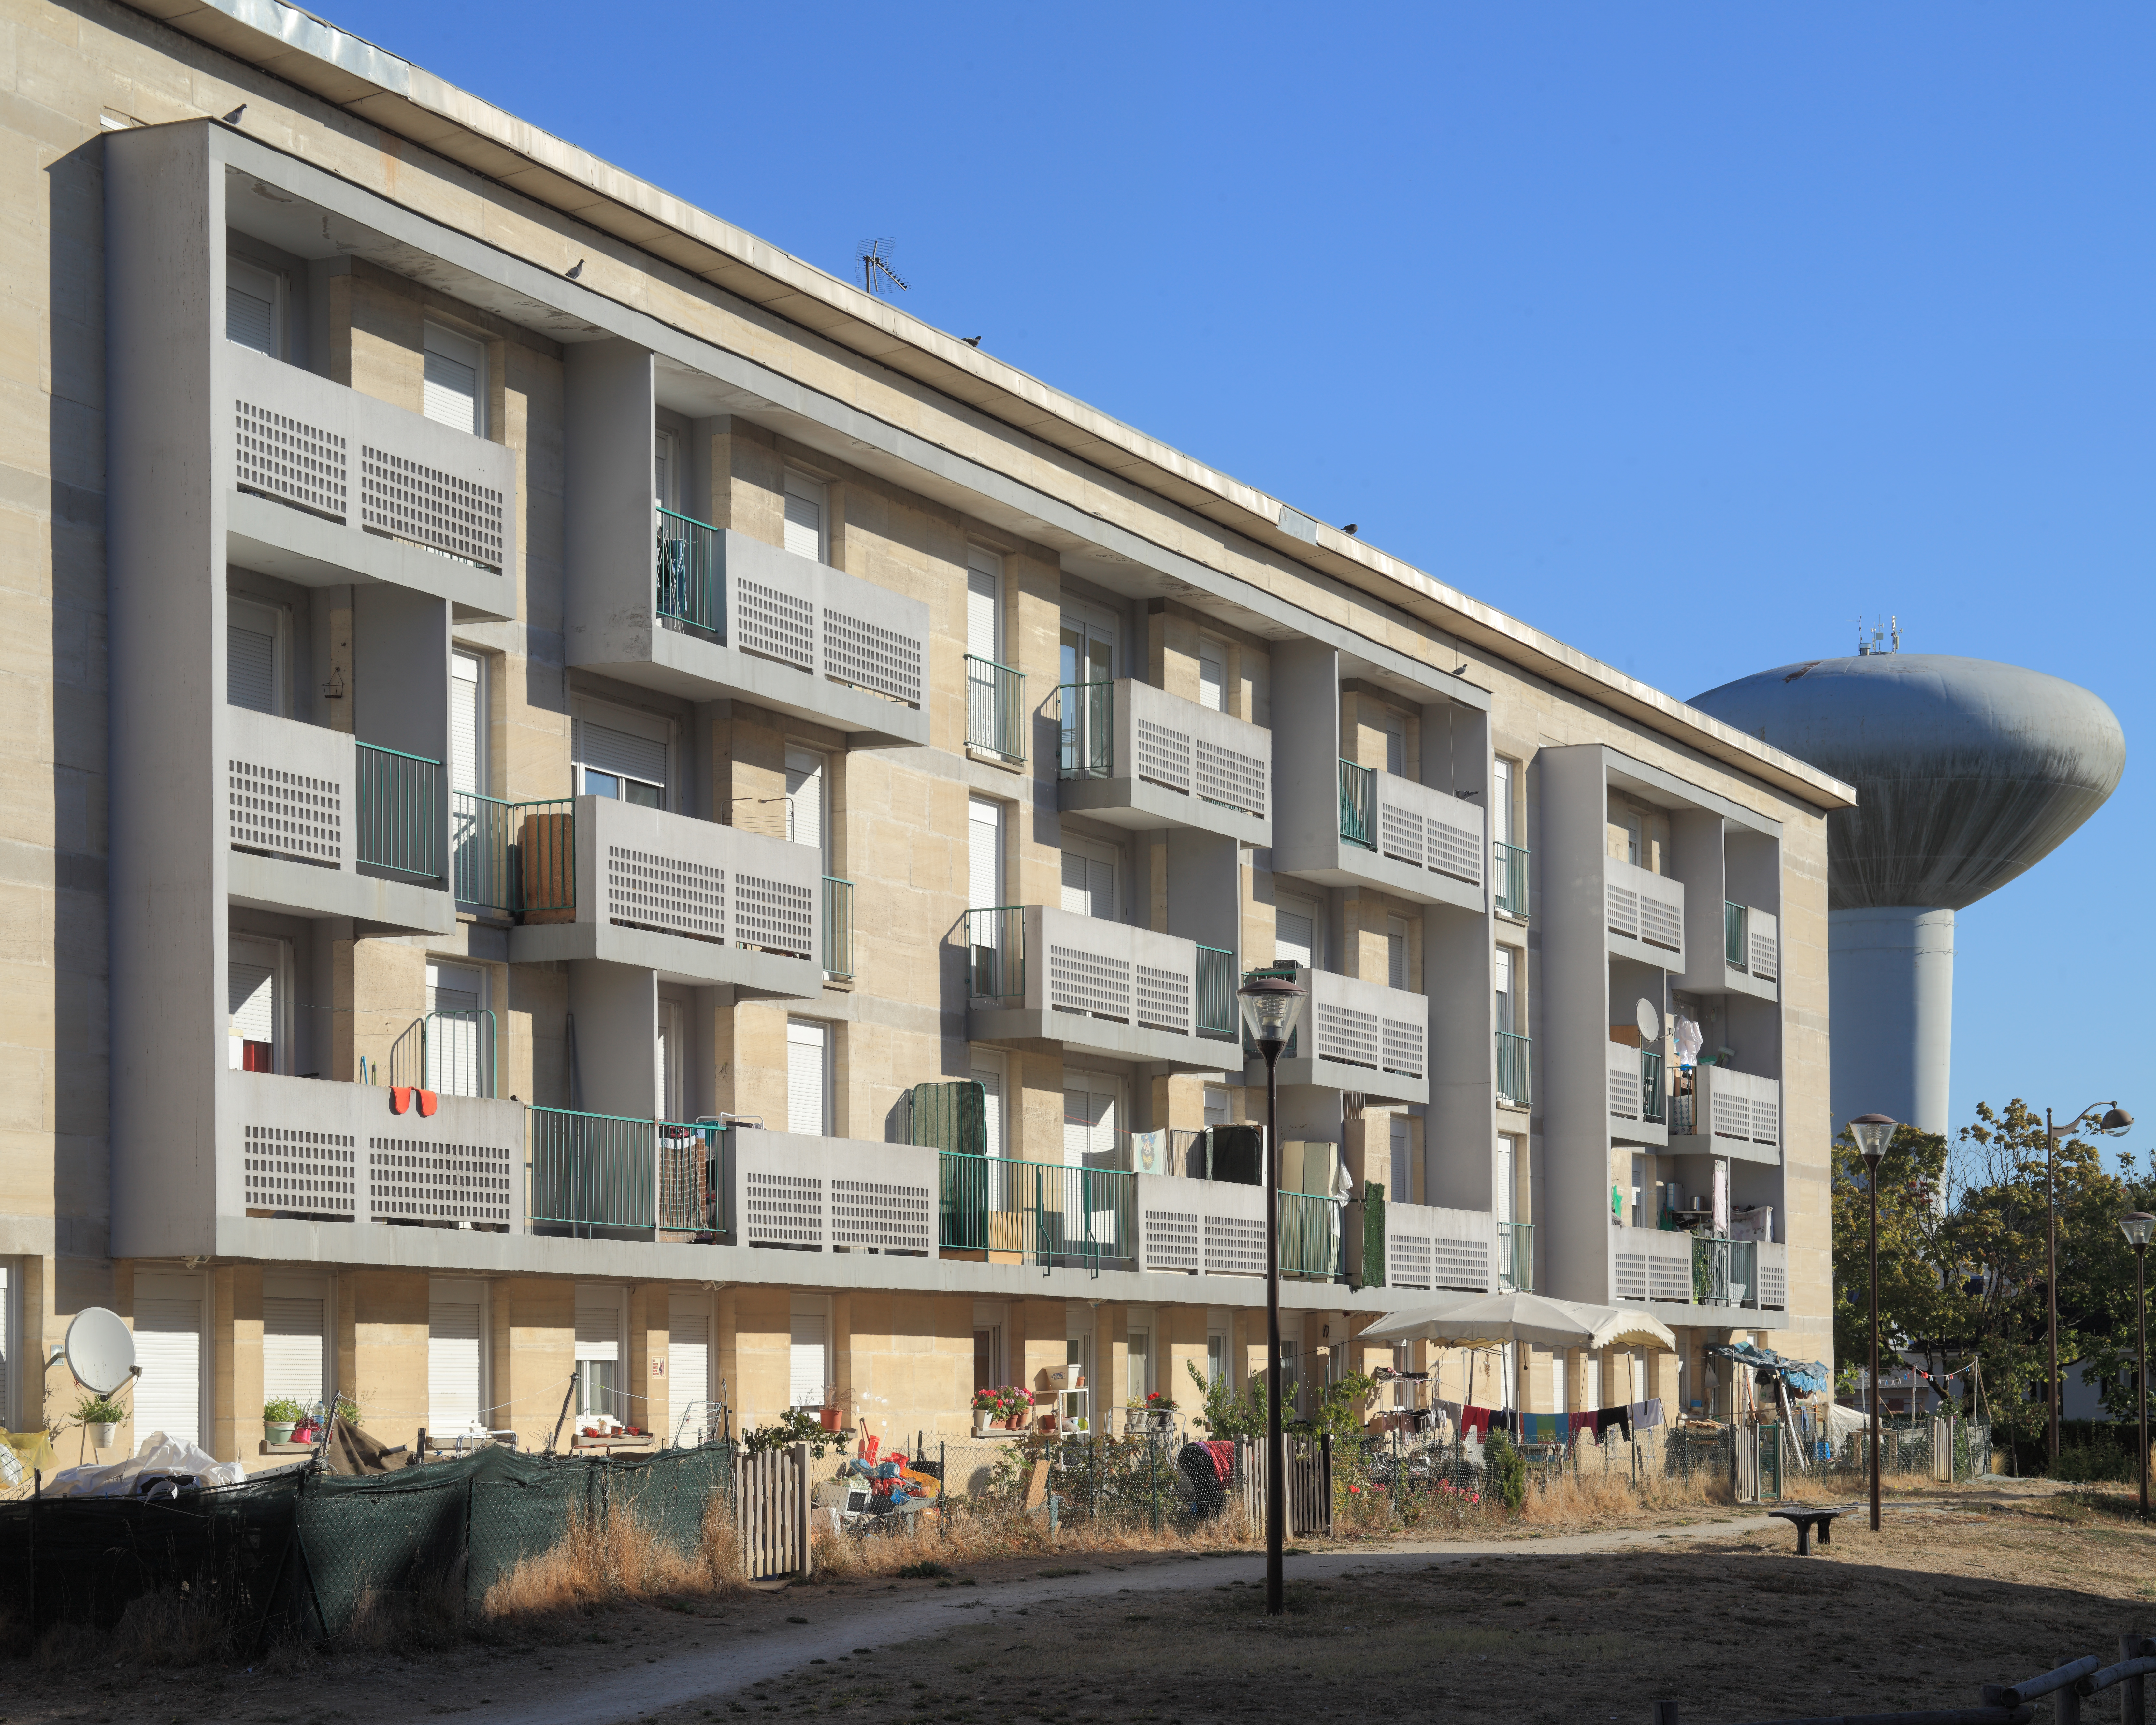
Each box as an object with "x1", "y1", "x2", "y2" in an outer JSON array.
[{"x1": 480, "y1": 1492, "x2": 748, "y2": 1622}]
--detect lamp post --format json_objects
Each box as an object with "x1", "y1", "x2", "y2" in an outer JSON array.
[
  {"x1": 2042, "y1": 1104, "x2": 2134, "y2": 1466},
  {"x1": 1238, "y1": 969, "x2": 1307, "y2": 1619},
  {"x1": 2120, "y1": 1211, "x2": 2154, "y2": 1521},
  {"x1": 1849, "y1": 1114, "x2": 1897, "y2": 1533}
]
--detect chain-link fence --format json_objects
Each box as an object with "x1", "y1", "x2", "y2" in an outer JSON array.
[{"x1": 0, "y1": 1440, "x2": 734, "y2": 1646}]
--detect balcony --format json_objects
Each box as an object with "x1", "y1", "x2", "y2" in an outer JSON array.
[
  {"x1": 225, "y1": 707, "x2": 453, "y2": 933},
  {"x1": 1670, "y1": 1065, "x2": 1781, "y2": 1163},
  {"x1": 1493, "y1": 841, "x2": 1529, "y2": 920},
  {"x1": 1293, "y1": 759, "x2": 1485, "y2": 912},
  {"x1": 1496, "y1": 1029, "x2": 1531, "y2": 1109},
  {"x1": 1605, "y1": 856, "x2": 1685, "y2": 964},
  {"x1": 489, "y1": 795, "x2": 823, "y2": 994},
  {"x1": 1606, "y1": 1042, "x2": 1667, "y2": 1145},
  {"x1": 965, "y1": 906, "x2": 1240, "y2": 1072},
  {"x1": 1243, "y1": 967, "x2": 1428, "y2": 1105},
  {"x1": 966, "y1": 655, "x2": 1025, "y2": 763},
  {"x1": 1133, "y1": 1171, "x2": 1344, "y2": 1282},
  {"x1": 944, "y1": 1153, "x2": 1134, "y2": 1272},
  {"x1": 1498, "y1": 1219, "x2": 1535, "y2": 1292},
  {"x1": 724, "y1": 1128, "x2": 940, "y2": 1254},
  {"x1": 824, "y1": 877, "x2": 855, "y2": 982},
  {"x1": 529, "y1": 1108, "x2": 727, "y2": 1239},
  {"x1": 1056, "y1": 679, "x2": 1271, "y2": 844},
  {"x1": 1612, "y1": 1226, "x2": 1788, "y2": 1312},
  {"x1": 218, "y1": 1068, "x2": 524, "y2": 1233},
  {"x1": 1724, "y1": 901, "x2": 1780, "y2": 990},
  {"x1": 1384, "y1": 1201, "x2": 1498, "y2": 1293},
  {"x1": 224, "y1": 345, "x2": 516, "y2": 619}
]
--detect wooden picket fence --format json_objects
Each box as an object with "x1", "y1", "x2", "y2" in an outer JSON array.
[
  {"x1": 736, "y1": 1441, "x2": 812, "y2": 1580},
  {"x1": 1233, "y1": 1433, "x2": 1332, "y2": 1538}
]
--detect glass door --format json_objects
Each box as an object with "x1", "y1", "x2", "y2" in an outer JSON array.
[{"x1": 1060, "y1": 605, "x2": 1115, "y2": 776}]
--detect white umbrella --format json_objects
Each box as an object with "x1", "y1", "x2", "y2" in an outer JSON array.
[
  {"x1": 1359, "y1": 1290, "x2": 1598, "y2": 1352},
  {"x1": 1576, "y1": 1304, "x2": 1679, "y2": 1355}
]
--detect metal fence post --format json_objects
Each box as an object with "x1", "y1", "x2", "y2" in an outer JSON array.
[{"x1": 941, "y1": 1441, "x2": 949, "y2": 1542}]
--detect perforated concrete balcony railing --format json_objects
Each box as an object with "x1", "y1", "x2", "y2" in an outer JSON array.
[
  {"x1": 225, "y1": 346, "x2": 517, "y2": 617},
  {"x1": 966, "y1": 906, "x2": 1242, "y2": 1074},
  {"x1": 1336, "y1": 760, "x2": 1487, "y2": 907},
  {"x1": 1725, "y1": 901, "x2": 1780, "y2": 985},
  {"x1": 1384, "y1": 1202, "x2": 1498, "y2": 1294},
  {"x1": 1607, "y1": 1042, "x2": 1667, "y2": 1144},
  {"x1": 1135, "y1": 1175, "x2": 1344, "y2": 1281},
  {"x1": 1612, "y1": 1225, "x2": 1788, "y2": 1312},
  {"x1": 1604, "y1": 855, "x2": 1685, "y2": 961},
  {"x1": 224, "y1": 706, "x2": 453, "y2": 933},
  {"x1": 1670, "y1": 1065, "x2": 1782, "y2": 1163},
  {"x1": 1244, "y1": 967, "x2": 1429, "y2": 1105},
  {"x1": 219, "y1": 1069, "x2": 524, "y2": 1231},
  {"x1": 505, "y1": 795, "x2": 824, "y2": 994},
  {"x1": 1057, "y1": 679, "x2": 1272, "y2": 844}
]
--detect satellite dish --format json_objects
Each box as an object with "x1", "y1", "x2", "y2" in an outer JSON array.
[
  {"x1": 1635, "y1": 999, "x2": 1662, "y2": 1042},
  {"x1": 65, "y1": 1306, "x2": 136, "y2": 1396}
]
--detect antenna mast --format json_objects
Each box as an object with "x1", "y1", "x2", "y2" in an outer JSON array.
[{"x1": 859, "y1": 238, "x2": 910, "y2": 298}]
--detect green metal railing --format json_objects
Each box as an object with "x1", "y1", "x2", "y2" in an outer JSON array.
[
  {"x1": 527, "y1": 1106, "x2": 656, "y2": 1232},
  {"x1": 1057, "y1": 681, "x2": 1114, "y2": 779},
  {"x1": 655, "y1": 505, "x2": 724, "y2": 635},
  {"x1": 966, "y1": 906, "x2": 1026, "y2": 1003},
  {"x1": 1499, "y1": 1219, "x2": 1535, "y2": 1292},
  {"x1": 1338, "y1": 759, "x2": 1376, "y2": 849},
  {"x1": 1496, "y1": 1029, "x2": 1531, "y2": 1107},
  {"x1": 356, "y1": 743, "x2": 441, "y2": 880},
  {"x1": 1281, "y1": 1191, "x2": 1345, "y2": 1282},
  {"x1": 388, "y1": 1008, "x2": 498, "y2": 1098},
  {"x1": 966, "y1": 654, "x2": 1026, "y2": 763},
  {"x1": 1641, "y1": 1048, "x2": 1665, "y2": 1125},
  {"x1": 659, "y1": 1118, "x2": 726, "y2": 1234},
  {"x1": 938, "y1": 1152, "x2": 1134, "y2": 1273},
  {"x1": 452, "y1": 791, "x2": 575, "y2": 917},
  {"x1": 1494, "y1": 841, "x2": 1530, "y2": 917},
  {"x1": 1693, "y1": 1234, "x2": 1760, "y2": 1307},
  {"x1": 1726, "y1": 900, "x2": 1748, "y2": 970},
  {"x1": 824, "y1": 876, "x2": 854, "y2": 980},
  {"x1": 1195, "y1": 944, "x2": 1236, "y2": 1040}
]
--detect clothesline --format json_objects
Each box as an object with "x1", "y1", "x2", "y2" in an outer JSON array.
[{"x1": 1434, "y1": 1397, "x2": 1666, "y2": 1443}]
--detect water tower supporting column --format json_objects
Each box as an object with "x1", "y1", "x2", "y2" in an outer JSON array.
[{"x1": 1830, "y1": 906, "x2": 1954, "y2": 1136}]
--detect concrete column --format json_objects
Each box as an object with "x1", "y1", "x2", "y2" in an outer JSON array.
[{"x1": 1830, "y1": 906, "x2": 1953, "y2": 1136}]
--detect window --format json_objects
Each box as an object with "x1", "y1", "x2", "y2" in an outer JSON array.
[
  {"x1": 1494, "y1": 1135, "x2": 1517, "y2": 1227},
  {"x1": 1492, "y1": 758, "x2": 1515, "y2": 847},
  {"x1": 972, "y1": 1302, "x2": 1007, "y2": 1393},
  {"x1": 133, "y1": 1272, "x2": 206, "y2": 1448},
  {"x1": 226, "y1": 257, "x2": 279, "y2": 356},
  {"x1": 450, "y1": 652, "x2": 486, "y2": 797},
  {"x1": 1206, "y1": 1327, "x2": 1229, "y2": 1387},
  {"x1": 229, "y1": 935, "x2": 282, "y2": 1073},
  {"x1": 789, "y1": 1295, "x2": 829, "y2": 1408},
  {"x1": 227, "y1": 598, "x2": 283, "y2": 715},
  {"x1": 1126, "y1": 1309, "x2": 1153, "y2": 1400},
  {"x1": 432, "y1": 1280, "x2": 487, "y2": 1433},
  {"x1": 1626, "y1": 808, "x2": 1643, "y2": 867},
  {"x1": 262, "y1": 1277, "x2": 327, "y2": 1418},
  {"x1": 783, "y1": 469, "x2": 826, "y2": 562},
  {"x1": 784, "y1": 747, "x2": 828, "y2": 869},
  {"x1": 787, "y1": 1019, "x2": 831, "y2": 1138},
  {"x1": 1059, "y1": 834, "x2": 1118, "y2": 921},
  {"x1": 1630, "y1": 1153, "x2": 1648, "y2": 1228},
  {"x1": 422, "y1": 323, "x2": 485, "y2": 437},
  {"x1": 1387, "y1": 915, "x2": 1409, "y2": 991},
  {"x1": 1198, "y1": 636, "x2": 1227, "y2": 713},
  {"x1": 425, "y1": 961, "x2": 488, "y2": 1097},
  {"x1": 1203, "y1": 1085, "x2": 1231, "y2": 1130},
  {"x1": 1551, "y1": 1349, "x2": 1569, "y2": 1418},
  {"x1": 1060, "y1": 601, "x2": 1115, "y2": 688},
  {"x1": 572, "y1": 1292, "x2": 620, "y2": 1424},
  {"x1": 1274, "y1": 894, "x2": 1319, "y2": 970},
  {"x1": 1382, "y1": 711, "x2": 1407, "y2": 778},
  {"x1": 574, "y1": 703, "x2": 668, "y2": 808},
  {"x1": 1389, "y1": 1114, "x2": 1412, "y2": 1203},
  {"x1": 657, "y1": 999, "x2": 684, "y2": 1122},
  {"x1": 1494, "y1": 947, "x2": 1516, "y2": 1035},
  {"x1": 967, "y1": 797, "x2": 1004, "y2": 910},
  {"x1": 654, "y1": 429, "x2": 679, "y2": 512},
  {"x1": 668, "y1": 1293, "x2": 711, "y2": 1447},
  {"x1": 0, "y1": 1258, "x2": 12, "y2": 1429},
  {"x1": 966, "y1": 548, "x2": 1003, "y2": 663},
  {"x1": 1064, "y1": 1069, "x2": 1121, "y2": 1169},
  {"x1": 971, "y1": 1055, "x2": 1005, "y2": 1158},
  {"x1": 1586, "y1": 1350, "x2": 1603, "y2": 1414}
]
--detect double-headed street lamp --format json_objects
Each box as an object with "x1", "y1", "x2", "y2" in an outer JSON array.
[
  {"x1": 1848, "y1": 1113, "x2": 1897, "y2": 1533},
  {"x1": 2120, "y1": 1211, "x2": 2154, "y2": 1521},
  {"x1": 1238, "y1": 969, "x2": 1307, "y2": 1620},
  {"x1": 2043, "y1": 1103, "x2": 2134, "y2": 1464}
]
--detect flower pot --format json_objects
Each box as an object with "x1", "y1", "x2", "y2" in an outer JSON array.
[
  {"x1": 266, "y1": 1421, "x2": 296, "y2": 1445},
  {"x1": 1148, "y1": 1410, "x2": 1175, "y2": 1432},
  {"x1": 91, "y1": 1421, "x2": 118, "y2": 1450},
  {"x1": 974, "y1": 1411, "x2": 995, "y2": 1436},
  {"x1": 1003, "y1": 1414, "x2": 1025, "y2": 1431},
  {"x1": 1124, "y1": 1409, "x2": 1147, "y2": 1435},
  {"x1": 819, "y1": 1406, "x2": 841, "y2": 1433}
]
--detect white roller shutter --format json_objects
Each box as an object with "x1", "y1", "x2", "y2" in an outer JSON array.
[
  {"x1": 1059, "y1": 839, "x2": 1115, "y2": 920},
  {"x1": 263, "y1": 1297, "x2": 325, "y2": 1411},
  {"x1": 1387, "y1": 915, "x2": 1409, "y2": 990},
  {"x1": 1389, "y1": 1115, "x2": 1411, "y2": 1201},
  {"x1": 783, "y1": 470, "x2": 825, "y2": 562},
  {"x1": 967, "y1": 798, "x2": 1002, "y2": 910},
  {"x1": 1274, "y1": 898, "x2": 1315, "y2": 968},
  {"x1": 422, "y1": 324, "x2": 484, "y2": 435},
  {"x1": 428, "y1": 1295, "x2": 483, "y2": 1433},
  {"x1": 787, "y1": 1019, "x2": 829, "y2": 1138},
  {"x1": 229, "y1": 953, "x2": 275, "y2": 1072},
  {"x1": 1198, "y1": 637, "x2": 1226, "y2": 712},
  {"x1": 668, "y1": 1300, "x2": 709, "y2": 1446},
  {"x1": 971, "y1": 1061, "x2": 1004, "y2": 1158},
  {"x1": 784, "y1": 747, "x2": 826, "y2": 861},
  {"x1": 575, "y1": 719, "x2": 669, "y2": 792},
  {"x1": 965, "y1": 550, "x2": 1002, "y2": 661},
  {"x1": 450, "y1": 652, "x2": 484, "y2": 796},
  {"x1": 134, "y1": 1296, "x2": 203, "y2": 1448},
  {"x1": 227, "y1": 616, "x2": 277, "y2": 714},
  {"x1": 788, "y1": 1303, "x2": 827, "y2": 1408},
  {"x1": 226, "y1": 259, "x2": 276, "y2": 355}
]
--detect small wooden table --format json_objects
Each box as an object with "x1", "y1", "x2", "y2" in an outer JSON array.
[{"x1": 1768, "y1": 1507, "x2": 1842, "y2": 1555}]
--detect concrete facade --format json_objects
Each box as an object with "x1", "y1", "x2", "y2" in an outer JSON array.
[{"x1": 0, "y1": 0, "x2": 1851, "y2": 1468}]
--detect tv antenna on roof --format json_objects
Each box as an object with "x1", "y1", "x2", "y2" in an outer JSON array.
[
  {"x1": 860, "y1": 237, "x2": 910, "y2": 297},
  {"x1": 1856, "y1": 614, "x2": 1901, "y2": 656}
]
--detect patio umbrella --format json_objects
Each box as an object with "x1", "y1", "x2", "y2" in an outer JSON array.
[
  {"x1": 1577, "y1": 1304, "x2": 1679, "y2": 1354},
  {"x1": 1360, "y1": 1291, "x2": 1598, "y2": 1352}
]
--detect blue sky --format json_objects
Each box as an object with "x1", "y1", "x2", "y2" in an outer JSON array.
[{"x1": 324, "y1": 1, "x2": 2150, "y2": 1157}]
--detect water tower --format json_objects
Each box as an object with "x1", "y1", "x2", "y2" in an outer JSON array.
[{"x1": 1689, "y1": 633, "x2": 2124, "y2": 1136}]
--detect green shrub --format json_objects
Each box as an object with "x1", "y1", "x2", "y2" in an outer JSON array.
[{"x1": 1484, "y1": 1429, "x2": 1527, "y2": 1511}]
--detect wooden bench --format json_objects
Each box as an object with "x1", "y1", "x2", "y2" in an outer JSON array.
[{"x1": 1767, "y1": 1507, "x2": 1842, "y2": 1555}]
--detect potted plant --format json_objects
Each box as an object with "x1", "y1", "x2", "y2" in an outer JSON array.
[
  {"x1": 972, "y1": 1386, "x2": 1005, "y2": 1436},
  {"x1": 77, "y1": 1393, "x2": 124, "y2": 1449},
  {"x1": 264, "y1": 1397, "x2": 306, "y2": 1444},
  {"x1": 995, "y1": 1384, "x2": 1032, "y2": 1430},
  {"x1": 1123, "y1": 1397, "x2": 1149, "y2": 1435},
  {"x1": 1143, "y1": 1389, "x2": 1178, "y2": 1431}
]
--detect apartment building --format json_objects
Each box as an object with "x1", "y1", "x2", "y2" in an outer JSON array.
[{"x1": 0, "y1": 0, "x2": 1853, "y2": 1463}]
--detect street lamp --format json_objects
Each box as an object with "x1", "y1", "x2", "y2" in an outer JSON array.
[
  {"x1": 2120, "y1": 1210, "x2": 2154, "y2": 1521},
  {"x1": 1238, "y1": 969, "x2": 1307, "y2": 1619},
  {"x1": 2043, "y1": 1103, "x2": 2134, "y2": 1466},
  {"x1": 1849, "y1": 1113, "x2": 1897, "y2": 1534}
]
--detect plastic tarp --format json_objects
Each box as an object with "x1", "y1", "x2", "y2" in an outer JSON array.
[
  {"x1": 40, "y1": 1431, "x2": 246, "y2": 1497},
  {"x1": 1708, "y1": 1341, "x2": 1831, "y2": 1396}
]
